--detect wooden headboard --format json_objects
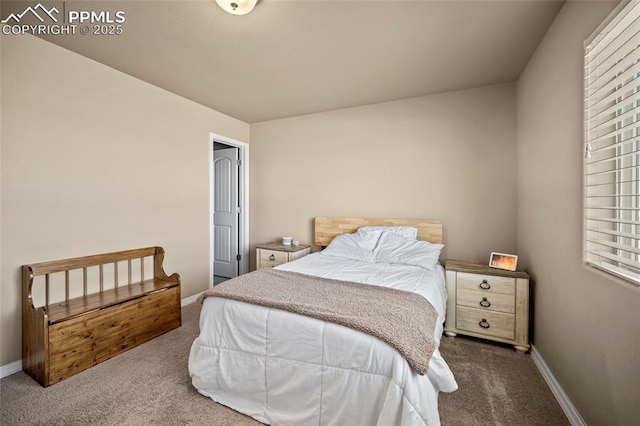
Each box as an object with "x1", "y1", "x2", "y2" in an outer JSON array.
[{"x1": 314, "y1": 217, "x2": 443, "y2": 247}]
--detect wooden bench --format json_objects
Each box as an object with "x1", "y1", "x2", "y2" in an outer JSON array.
[{"x1": 22, "y1": 247, "x2": 181, "y2": 387}]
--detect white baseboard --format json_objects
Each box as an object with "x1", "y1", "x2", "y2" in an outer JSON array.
[
  {"x1": 0, "y1": 359, "x2": 23, "y2": 379},
  {"x1": 181, "y1": 292, "x2": 203, "y2": 307},
  {"x1": 1, "y1": 293, "x2": 203, "y2": 379},
  {"x1": 530, "y1": 345, "x2": 586, "y2": 426}
]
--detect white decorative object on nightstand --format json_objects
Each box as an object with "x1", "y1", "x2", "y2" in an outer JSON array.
[
  {"x1": 444, "y1": 260, "x2": 530, "y2": 352},
  {"x1": 256, "y1": 242, "x2": 311, "y2": 269}
]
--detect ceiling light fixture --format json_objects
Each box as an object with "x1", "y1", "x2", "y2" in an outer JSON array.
[{"x1": 215, "y1": 0, "x2": 257, "y2": 15}]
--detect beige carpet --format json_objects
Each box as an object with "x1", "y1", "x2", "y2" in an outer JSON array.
[
  {"x1": 1, "y1": 303, "x2": 568, "y2": 425},
  {"x1": 438, "y1": 336, "x2": 569, "y2": 426}
]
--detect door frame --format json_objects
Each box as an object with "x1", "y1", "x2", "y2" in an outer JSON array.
[{"x1": 209, "y1": 132, "x2": 249, "y2": 287}]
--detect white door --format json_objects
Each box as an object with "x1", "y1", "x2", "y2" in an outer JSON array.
[{"x1": 213, "y1": 147, "x2": 239, "y2": 279}]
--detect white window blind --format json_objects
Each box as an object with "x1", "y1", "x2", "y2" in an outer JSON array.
[{"x1": 584, "y1": 0, "x2": 640, "y2": 286}]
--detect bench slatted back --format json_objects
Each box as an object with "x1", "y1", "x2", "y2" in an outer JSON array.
[{"x1": 24, "y1": 247, "x2": 167, "y2": 308}]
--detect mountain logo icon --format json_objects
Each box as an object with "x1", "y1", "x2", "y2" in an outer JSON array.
[{"x1": 1, "y1": 3, "x2": 59, "y2": 24}]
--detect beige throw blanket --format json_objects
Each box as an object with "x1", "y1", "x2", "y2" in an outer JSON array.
[{"x1": 200, "y1": 269, "x2": 438, "y2": 374}]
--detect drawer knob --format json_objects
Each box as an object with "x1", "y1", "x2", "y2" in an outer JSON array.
[
  {"x1": 479, "y1": 319, "x2": 490, "y2": 329},
  {"x1": 479, "y1": 297, "x2": 491, "y2": 308},
  {"x1": 269, "y1": 254, "x2": 275, "y2": 261},
  {"x1": 479, "y1": 280, "x2": 491, "y2": 290}
]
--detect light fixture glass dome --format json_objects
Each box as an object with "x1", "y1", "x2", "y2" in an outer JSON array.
[{"x1": 215, "y1": 0, "x2": 257, "y2": 15}]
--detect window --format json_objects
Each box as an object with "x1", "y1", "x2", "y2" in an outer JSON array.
[{"x1": 584, "y1": 0, "x2": 640, "y2": 286}]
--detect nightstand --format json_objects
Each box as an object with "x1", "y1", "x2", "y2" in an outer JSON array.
[
  {"x1": 444, "y1": 260, "x2": 530, "y2": 352},
  {"x1": 256, "y1": 242, "x2": 311, "y2": 269}
]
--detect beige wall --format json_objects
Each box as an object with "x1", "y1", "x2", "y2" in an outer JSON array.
[
  {"x1": 517, "y1": 1, "x2": 639, "y2": 424},
  {"x1": 0, "y1": 34, "x2": 249, "y2": 365},
  {"x1": 249, "y1": 83, "x2": 518, "y2": 269}
]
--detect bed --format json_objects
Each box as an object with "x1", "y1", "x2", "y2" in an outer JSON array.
[{"x1": 189, "y1": 217, "x2": 458, "y2": 425}]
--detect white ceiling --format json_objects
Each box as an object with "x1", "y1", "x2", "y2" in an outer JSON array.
[{"x1": 33, "y1": 0, "x2": 564, "y2": 123}]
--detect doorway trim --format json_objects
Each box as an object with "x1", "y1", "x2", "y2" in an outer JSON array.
[{"x1": 209, "y1": 132, "x2": 249, "y2": 288}]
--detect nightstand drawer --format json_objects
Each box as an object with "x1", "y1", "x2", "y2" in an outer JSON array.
[
  {"x1": 457, "y1": 288, "x2": 515, "y2": 314},
  {"x1": 256, "y1": 243, "x2": 311, "y2": 270},
  {"x1": 456, "y1": 306, "x2": 515, "y2": 340},
  {"x1": 457, "y1": 272, "x2": 515, "y2": 295},
  {"x1": 259, "y1": 249, "x2": 288, "y2": 268}
]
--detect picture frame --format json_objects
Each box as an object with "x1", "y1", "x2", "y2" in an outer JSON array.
[{"x1": 489, "y1": 252, "x2": 518, "y2": 271}]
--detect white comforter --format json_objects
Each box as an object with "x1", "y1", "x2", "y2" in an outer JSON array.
[{"x1": 189, "y1": 253, "x2": 458, "y2": 425}]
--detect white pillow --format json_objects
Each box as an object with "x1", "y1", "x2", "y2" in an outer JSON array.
[
  {"x1": 357, "y1": 225, "x2": 418, "y2": 240},
  {"x1": 373, "y1": 231, "x2": 443, "y2": 270},
  {"x1": 321, "y1": 230, "x2": 381, "y2": 263}
]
